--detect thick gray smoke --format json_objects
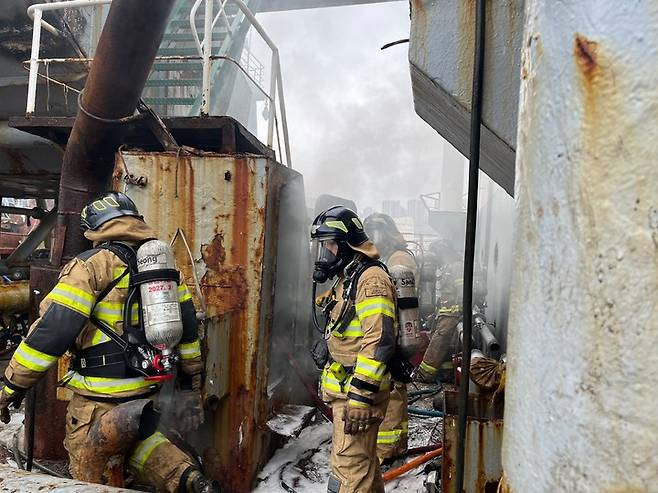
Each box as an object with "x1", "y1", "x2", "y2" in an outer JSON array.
[{"x1": 259, "y1": 3, "x2": 449, "y2": 211}]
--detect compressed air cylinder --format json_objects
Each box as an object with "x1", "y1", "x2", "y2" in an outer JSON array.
[
  {"x1": 389, "y1": 264, "x2": 427, "y2": 359},
  {"x1": 136, "y1": 240, "x2": 183, "y2": 351}
]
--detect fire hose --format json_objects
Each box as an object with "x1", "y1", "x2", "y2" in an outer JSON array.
[{"x1": 382, "y1": 446, "x2": 443, "y2": 483}]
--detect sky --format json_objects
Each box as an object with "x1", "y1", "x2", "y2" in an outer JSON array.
[{"x1": 255, "y1": 1, "x2": 463, "y2": 213}]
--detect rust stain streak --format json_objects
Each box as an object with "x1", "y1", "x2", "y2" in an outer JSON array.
[{"x1": 574, "y1": 33, "x2": 599, "y2": 79}]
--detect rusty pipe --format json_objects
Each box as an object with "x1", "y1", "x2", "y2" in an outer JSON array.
[
  {"x1": 76, "y1": 399, "x2": 159, "y2": 483},
  {"x1": 0, "y1": 281, "x2": 30, "y2": 314},
  {"x1": 56, "y1": 0, "x2": 176, "y2": 259}
]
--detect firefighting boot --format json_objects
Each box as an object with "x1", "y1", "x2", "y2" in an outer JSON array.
[{"x1": 180, "y1": 466, "x2": 222, "y2": 493}]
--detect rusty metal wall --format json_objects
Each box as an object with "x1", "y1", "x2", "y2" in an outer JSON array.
[
  {"x1": 113, "y1": 150, "x2": 308, "y2": 492},
  {"x1": 442, "y1": 391, "x2": 504, "y2": 493}
]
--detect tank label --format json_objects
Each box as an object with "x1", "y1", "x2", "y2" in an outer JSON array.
[{"x1": 146, "y1": 302, "x2": 180, "y2": 325}]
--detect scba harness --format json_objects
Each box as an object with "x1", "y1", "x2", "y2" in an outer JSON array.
[
  {"x1": 318, "y1": 258, "x2": 414, "y2": 383},
  {"x1": 70, "y1": 241, "x2": 181, "y2": 381}
]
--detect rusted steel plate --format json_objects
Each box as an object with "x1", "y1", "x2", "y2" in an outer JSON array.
[
  {"x1": 0, "y1": 465, "x2": 133, "y2": 492},
  {"x1": 113, "y1": 151, "x2": 269, "y2": 492},
  {"x1": 442, "y1": 391, "x2": 504, "y2": 493}
]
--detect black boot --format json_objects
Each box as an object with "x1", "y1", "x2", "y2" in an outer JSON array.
[{"x1": 180, "y1": 466, "x2": 221, "y2": 493}]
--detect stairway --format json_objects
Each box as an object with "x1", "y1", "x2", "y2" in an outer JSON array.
[{"x1": 143, "y1": 0, "x2": 253, "y2": 117}]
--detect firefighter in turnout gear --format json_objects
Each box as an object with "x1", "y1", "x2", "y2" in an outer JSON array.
[
  {"x1": 417, "y1": 241, "x2": 464, "y2": 382},
  {"x1": 0, "y1": 192, "x2": 219, "y2": 493},
  {"x1": 312, "y1": 206, "x2": 397, "y2": 493},
  {"x1": 363, "y1": 213, "x2": 415, "y2": 462}
]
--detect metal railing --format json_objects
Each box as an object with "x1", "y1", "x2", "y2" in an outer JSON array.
[{"x1": 24, "y1": 0, "x2": 292, "y2": 167}]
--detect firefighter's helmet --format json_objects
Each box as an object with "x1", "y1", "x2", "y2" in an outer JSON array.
[
  {"x1": 310, "y1": 206, "x2": 377, "y2": 282},
  {"x1": 80, "y1": 191, "x2": 142, "y2": 231},
  {"x1": 363, "y1": 212, "x2": 406, "y2": 258}
]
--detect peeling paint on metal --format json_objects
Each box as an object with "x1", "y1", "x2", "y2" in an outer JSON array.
[
  {"x1": 112, "y1": 150, "x2": 303, "y2": 492},
  {"x1": 504, "y1": 1, "x2": 658, "y2": 491}
]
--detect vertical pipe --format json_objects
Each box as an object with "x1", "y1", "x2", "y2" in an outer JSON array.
[
  {"x1": 275, "y1": 54, "x2": 292, "y2": 167},
  {"x1": 56, "y1": 0, "x2": 176, "y2": 259},
  {"x1": 267, "y1": 52, "x2": 277, "y2": 148},
  {"x1": 503, "y1": 1, "x2": 658, "y2": 491},
  {"x1": 26, "y1": 8, "x2": 43, "y2": 115},
  {"x1": 202, "y1": 0, "x2": 213, "y2": 115},
  {"x1": 455, "y1": 0, "x2": 486, "y2": 491}
]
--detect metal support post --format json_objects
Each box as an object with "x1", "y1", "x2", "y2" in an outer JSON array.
[
  {"x1": 26, "y1": 8, "x2": 43, "y2": 115},
  {"x1": 202, "y1": 0, "x2": 213, "y2": 115}
]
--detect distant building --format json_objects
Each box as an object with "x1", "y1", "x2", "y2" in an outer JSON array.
[
  {"x1": 406, "y1": 199, "x2": 429, "y2": 231},
  {"x1": 382, "y1": 200, "x2": 406, "y2": 218}
]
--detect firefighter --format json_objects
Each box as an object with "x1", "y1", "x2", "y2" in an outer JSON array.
[
  {"x1": 311, "y1": 206, "x2": 396, "y2": 493},
  {"x1": 363, "y1": 213, "x2": 415, "y2": 462},
  {"x1": 0, "y1": 192, "x2": 219, "y2": 493},
  {"x1": 416, "y1": 240, "x2": 463, "y2": 382}
]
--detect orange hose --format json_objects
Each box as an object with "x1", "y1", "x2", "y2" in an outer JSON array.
[{"x1": 382, "y1": 447, "x2": 443, "y2": 483}]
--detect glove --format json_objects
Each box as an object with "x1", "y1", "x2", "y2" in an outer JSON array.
[
  {"x1": 176, "y1": 390, "x2": 204, "y2": 433},
  {"x1": 0, "y1": 386, "x2": 25, "y2": 424},
  {"x1": 343, "y1": 403, "x2": 374, "y2": 435}
]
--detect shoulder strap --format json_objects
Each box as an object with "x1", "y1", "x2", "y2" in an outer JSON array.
[
  {"x1": 346, "y1": 258, "x2": 389, "y2": 302},
  {"x1": 92, "y1": 241, "x2": 137, "y2": 307}
]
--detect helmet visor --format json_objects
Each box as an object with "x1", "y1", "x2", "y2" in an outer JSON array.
[{"x1": 312, "y1": 239, "x2": 340, "y2": 282}]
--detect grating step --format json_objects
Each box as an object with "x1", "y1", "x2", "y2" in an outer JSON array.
[
  {"x1": 152, "y1": 63, "x2": 203, "y2": 71},
  {"x1": 142, "y1": 97, "x2": 197, "y2": 106},
  {"x1": 157, "y1": 47, "x2": 226, "y2": 56},
  {"x1": 144, "y1": 79, "x2": 201, "y2": 87},
  {"x1": 169, "y1": 19, "x2": 231, "y2": 30},
  {"x1": 162, "y1": 33, "x2": 204, "y2": 41}
]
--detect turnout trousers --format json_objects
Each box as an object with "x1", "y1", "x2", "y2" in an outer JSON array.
[
  {"x1": 327, "y1": 397, "x2": 389, "y2": 493},
  {"x1": 64, "y1": 393, "x2": 196, "y2": 492}
]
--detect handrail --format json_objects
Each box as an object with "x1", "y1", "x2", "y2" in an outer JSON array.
[{"x1": 24, "y1": 0, "x2": 292, "y2": 167}]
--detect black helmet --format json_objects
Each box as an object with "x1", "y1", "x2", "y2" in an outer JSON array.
[
  {"x1": 310, "y1": 206, "x2": 369, "y2": 282},
  {"x1": 311, "y1": 206, "x2": 368, "y2": 246},
  {"x1": 80, "y1": 191, "x2": 142, "y2": 231}
]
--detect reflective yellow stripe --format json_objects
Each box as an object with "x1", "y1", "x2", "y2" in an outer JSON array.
[
  {"x1": 325, "y1": 220, "x2": 347, "y2": 233},
  {"x1": 65, "y1": 372, "x2": 156, "y2": 394},
  {"x1": 355, "y1": 297, "x2": 395, "y2": 320},
  {"x1": 348, "y1": 399, "x2": 370, "y2": 409},
  {"x1": 129, "y1": 431, "x2": 169, "y2": 474},
  {"x1": 47, "y1": 283, "x2": 95, "y2": 316},
  {"x1": 112, "y1": 267, "x2": 130, "y2": 289},
  {"x1": 332, "y1": 318, "x2": 363, "y2": 339},
  {"x1": 91, "y1": 328, "x2": 111, "y2": 345},
  {"x1": 354, "y1": 355, "x2": 386, "y2": 382},
  {"x1": 377, "y1": 429, "x2": 402, "y2": 444},
  {"x1": 420, "y1": 361, "x2": 439, "y2": 375},
  {"x1": 178, "y1": 283, "x2": 192, "y2": 303},
  {"x1": 93, "y1": 301, "x2": 139, "y2": 327},
  {"x1": 178, "y1": 340, "x2": 201, "y2": 360},
  {"x1": 14, "y1": 341, "x2": 58, "y2": 372},
  {"x1": 4, "y1": 386, "x2": 15, "y2": 395},
  {"x1": 438, "y1": 305, "x2": 461, "y2": 314}
]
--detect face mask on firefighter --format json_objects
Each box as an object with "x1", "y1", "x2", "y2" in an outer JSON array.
[{"x1": 313, "y1": 239, "x2": 341, "y2": 283}]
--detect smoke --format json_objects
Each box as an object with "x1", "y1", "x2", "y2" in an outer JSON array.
[{"x1": 259, "y1": 2, "x2": 450, "y2": 211}]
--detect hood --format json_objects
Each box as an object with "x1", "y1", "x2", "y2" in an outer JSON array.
[
  {"x1": 84, "y1": 216, "x2": 158, "y2": 246},
  {"x1": 349, "y1": 239, "x2": 379, "y2": 259}
]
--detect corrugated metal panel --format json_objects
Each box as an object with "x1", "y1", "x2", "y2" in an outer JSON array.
[{"x1": 442, "y1": 391, "x2": 504, "y2": 493}]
